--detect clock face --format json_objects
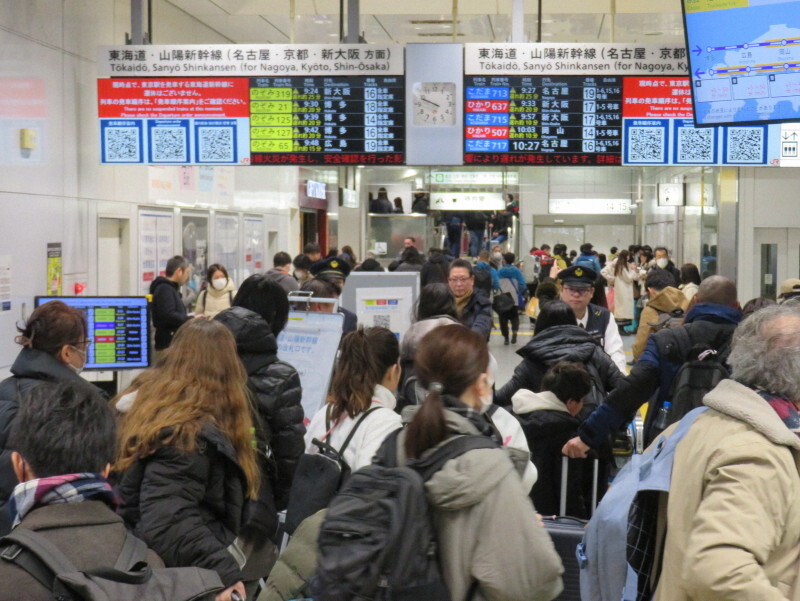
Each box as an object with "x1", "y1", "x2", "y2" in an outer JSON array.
[{"x1": 412, "y1": 82, "x2": 456, "y2": 126}]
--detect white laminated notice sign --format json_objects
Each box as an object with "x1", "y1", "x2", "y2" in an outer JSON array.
[
  {"x1": 98, "y1": 44, "x2": 404, "y2": 77},
  {"x1": 0, "y1": 255, "x2": 11, "y2": 312},
  {"x1": 355, "y1": 286, "x2": 414, "y2": 339}
]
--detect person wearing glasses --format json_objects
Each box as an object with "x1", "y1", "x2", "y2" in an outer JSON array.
[
  {"x1": 448, "y1": 259, "x2": 493, "y2": 340},
  {"x1": 0, "y1": 300, "x2": 104, "y2": 536},
  {"x1": 558, "y1": 265, "x2": 626, "y2": 373}
]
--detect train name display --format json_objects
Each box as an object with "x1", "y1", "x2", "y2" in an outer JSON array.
[
  {"x1": 464, "y1": 75, "x2": 623, "y2": 165},
  {"x1": 97, "y1": 44, "x2": 404, "y2": 166},
  {"x1": 463, "y1": 43, "x2": 689, "y2": 166},
  {"x1": 249, "y1": 76, "x2": 404, "y2": 165}
]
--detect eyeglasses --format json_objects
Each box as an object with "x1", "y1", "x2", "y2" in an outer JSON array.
[
  {"x1": 74, "y1": 339, "x2": 93, "y2": 348},
  {"x1": 563, "y1": 286, "x2": 592, "y2": 296},
  {"x1": 448, "y1": 278, "x2": 472, "y2": 284}
]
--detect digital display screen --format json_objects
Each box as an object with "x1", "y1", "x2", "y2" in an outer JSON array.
[
  {"x1": 464, "y1": 75, "x2": 622, "y2": 165},
  {"x1": 683, "y1": 0, "x2": 800, "y2": 126},
  {"x1": 249, "y1": 76, "x2": 404, "y2": 165},
  {"x1": 35, "y1": 297, "x2": 151, "y2": 371}
]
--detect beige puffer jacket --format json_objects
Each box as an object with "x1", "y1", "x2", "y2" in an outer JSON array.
[
  {"x1": 655, "y1": 379, "x2": 800, "y2": 601},
  {"x1": 194, "y1": 278, "x2": 236, "y2": 319}
]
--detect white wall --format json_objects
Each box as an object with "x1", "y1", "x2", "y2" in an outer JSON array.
[{"x1": 0, "y1": 1, "x2": 298, "y2": 376}]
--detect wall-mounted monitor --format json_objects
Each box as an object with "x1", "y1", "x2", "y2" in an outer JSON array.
[
  {"x1": 683, "y1": 0, "x2": 800, "y2": 126},
  {"x1": 34, "y1": 296, "x2": 151, "y2": 371}
]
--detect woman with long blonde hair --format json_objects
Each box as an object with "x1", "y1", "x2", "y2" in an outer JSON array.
[{"x1": 115, "y1": 319, "x2": 259, "y2": 601}]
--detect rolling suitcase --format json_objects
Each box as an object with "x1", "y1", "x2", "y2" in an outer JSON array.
[{"x1": 542, "y1": 456, "x2": 599, "y2": 601}]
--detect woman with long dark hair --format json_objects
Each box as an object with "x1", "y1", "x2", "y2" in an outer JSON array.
[
  {"x1": 115, "y1": 319, "x2": 260, "y2": 601},
  {"x1": 194, "y1": 263, "x2": 236, "y2": 318},
  {"x1": 394, "y1": 325, "x2": 563, "y2": 601},
  {"x1": 304, "y1": 327, "x2": 402, "y2": 471}
]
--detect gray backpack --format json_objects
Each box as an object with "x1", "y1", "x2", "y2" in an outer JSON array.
[
  {"x1": 0, "y1": 528, "x2": 223, "y2": 601},
  {"x1": 312, "y1": 431, "x2": 498, "y2": 601}
]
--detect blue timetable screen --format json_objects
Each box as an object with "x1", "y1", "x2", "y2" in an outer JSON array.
[
  {"x1": 684, "y1": 0, "x2": 800, "y2": 125},
  {"x1": 35, "y1": 296, "x2": 151, "y2": 370}
]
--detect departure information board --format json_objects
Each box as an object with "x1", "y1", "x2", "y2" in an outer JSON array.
[
  {"x1": 35, "y1": 297, "x2": 151, "y2": 370},
  {"x1": 464, "y1": 75, "x2": 622, "y2": 165},
  {"x1": 249, "y1": 76, "x2": 404, "y2": 165}
]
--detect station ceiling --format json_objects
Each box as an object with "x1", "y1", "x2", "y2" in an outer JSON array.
[{"x1": 166, "y1": 0, "x2": 686, "y2": 45}]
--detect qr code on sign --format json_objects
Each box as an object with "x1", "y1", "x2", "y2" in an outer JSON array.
[
  {"x1": 198, "y1": 126, "x2": 234, "y2": 162},
  {"x1": 373, "y1": 315, "x2": 391, "y2": 329},
  {"x1": 104, "y1": 127, "x2": 140, "y2": 162},
  {"x1": 726, "y1": 127, "x2": 764, "y2": 164},
  {"x1": 627, "y1": 127, "x2": 665, "y2": 163},
  {"x1": 152, "y1": 127, "x2": 188, "y2": 162},
  {"x1": 677, "y1": 127, "x2": 714, "y2": 163}
]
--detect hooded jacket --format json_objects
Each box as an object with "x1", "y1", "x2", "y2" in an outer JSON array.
[
  {"x1": 0, "y1": 348, "x2": 105, "y2": 535},
  {"x1": 512, "y1": 390, "x2": 593, "y2": 518},
  {"x1": 655, "y1": 379, "x2": 800, "y2": 601},
  {"x1": 214, "y1": 307, "x2": 304, "y2": 539},
  {"x1": 149, "y1": 276, "x2": 189, "y2": 350},
  {"x1": 117, "y1": 424, "x2": 248, "y2": 587},
  {"x1": 393, "y1": 405, "x2": 564, "y2": 601},
  {"x1": 632, "y1": 285, "x2": 689, "y2": 360},
  {"x1": 194, "y1": 278, "x2": 236, "y2": 319},
  {"x1": 577, "y1": 302, "x2": 743, "y2": 449},
  {"x1": 495, "y1": 325, "x2": 625, "y2": 408}
]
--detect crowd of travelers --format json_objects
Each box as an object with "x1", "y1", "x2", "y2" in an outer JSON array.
[{"x1": 0, "y1": 235, "x2": 799, "y2": 601}]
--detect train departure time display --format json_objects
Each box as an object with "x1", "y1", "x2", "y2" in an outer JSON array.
[
  {"x1": 464, "y1": 75, "x2": 622, "y2": 165},
  {"x1": 35, "y1": 296, "x2": 151, "y2": 370},
  {"x1": 249, "y1": 76, "x2": 404, "y2": 165}
]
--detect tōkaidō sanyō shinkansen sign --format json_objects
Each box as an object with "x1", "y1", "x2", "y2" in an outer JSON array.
[{"x1": 97, "y1": 44, "x2": 405, "y2": 166}]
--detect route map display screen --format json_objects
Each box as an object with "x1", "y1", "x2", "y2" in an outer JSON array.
[
  {"x1": 464, "y1": 75, "x2": 622, "y2": 165},
  {"x1": 683, "y1": 0, "x2": 800, "y2": 126},
  {"x1": 35, "y1": 297, "x2": 151, "y2": 371},
  {"x1": 249, "y1": 76, "x2": 404, "y2": 165}
]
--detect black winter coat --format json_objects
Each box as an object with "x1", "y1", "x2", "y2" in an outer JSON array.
[
  {"x1": 117, "y1": 424, "x2": 248, "y2": 587},
  {"x1": 515, "y1": 408, "x2": 593, "y2": 518},
  {"x1": 215, "y1": 307, "x2": 305, "y2": 542},
  {"x1": 0, "y1": 348, "x2": 105, "y2": 535},
  {"x1": 149, "y1": 276, "x2": 189, "y2": 350},
  {"x1": 459, "y1": 289, "x2": 493, "y2": 340},
  {"x1": 495, "y1": 325, "x2": 625, "y2": 408}
]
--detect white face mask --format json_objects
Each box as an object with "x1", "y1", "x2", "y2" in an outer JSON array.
[
  {"x1": 656, "y1": 258, "x2": 668, "y2": 269},
  {"x1": 479, "y1": 375, "x2": 495, "y2": 413},
  {"x1": 212, "y1": 277, "x2": 227, "y2": 291},
  {"x1": 68, "y1": 345, "x2": 86, "y2": 375}
]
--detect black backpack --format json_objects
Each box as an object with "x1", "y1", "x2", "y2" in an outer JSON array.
[
  {"x1": 284, "y1": 406, "x2": 380, "y2": 534},
  {"x1": 648, "y1": 327, "x2": 731, "y2": 442},
  {"x1": 0, "y1": 528, "x2": 222, "y2": 601},
  {"x1": 311, "y1": 431, "x2": 498, "y2": 601}
]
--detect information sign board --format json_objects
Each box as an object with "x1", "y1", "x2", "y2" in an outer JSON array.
[
  {"x1": 683, "y1": 0, "x2": 800, "y2": 126},
  {"x1": 249, "y1": 76, "x2": 404, "y2": 165},
  {"x1": 464, "y1": 75, "x2": 622, "y2": 165}
]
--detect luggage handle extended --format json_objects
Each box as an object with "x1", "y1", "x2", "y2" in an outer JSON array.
[{"x1": 559, "y1": 454, "x2": 599, "y2": 518}]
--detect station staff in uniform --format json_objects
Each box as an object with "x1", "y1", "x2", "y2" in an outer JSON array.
[{"x1": 558, "y1": 265, "x2": 626, "y2": 373}]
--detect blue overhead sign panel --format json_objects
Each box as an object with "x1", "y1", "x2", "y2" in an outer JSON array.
[{"x1": 683, "y1": 0, "x2": 800, "y2": 126}]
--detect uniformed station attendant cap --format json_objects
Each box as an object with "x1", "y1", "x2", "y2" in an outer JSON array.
[
  {"x1": 559, "y1": 265, "x2": 597, "y2": 288},
  {"x1": 310, "y1": 256, "x2": 351, "y2": 280}
]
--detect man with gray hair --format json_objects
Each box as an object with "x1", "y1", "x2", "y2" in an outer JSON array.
[
  {"x1": 564, "y1": 275, "x2": 744, "y2": 455},
  {"x1": 654, "y1": 303, "x2": 800, "y2": 601}
]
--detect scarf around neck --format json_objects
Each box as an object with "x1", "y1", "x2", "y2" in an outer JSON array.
[
  {"x1": 455, "y1": 289, "x2": 473, "y2": 316},
  {"x1": 8, "y1": 473, "x2": 118, "y2": 529},
  {"x1": 757, "y1": 390, "x2": 800, "y2": 438}
]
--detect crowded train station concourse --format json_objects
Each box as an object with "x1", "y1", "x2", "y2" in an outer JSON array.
[{"x1": 2, "y1": 1, "x2": 800, "y2": 600}]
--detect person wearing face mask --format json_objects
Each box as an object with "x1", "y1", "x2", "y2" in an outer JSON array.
[
  {"x1": 0, "y1": 300, "x2": 105, "y2": 535},
  {"x1": 194, "y1": 263, "x2": 236, "y2": 319},
  {"x1": 649, "y1": 246, "x2": 681, "y2": 287},
  {"x1": 386, "y1": 324, "x2": 564, "y2": 601}
]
